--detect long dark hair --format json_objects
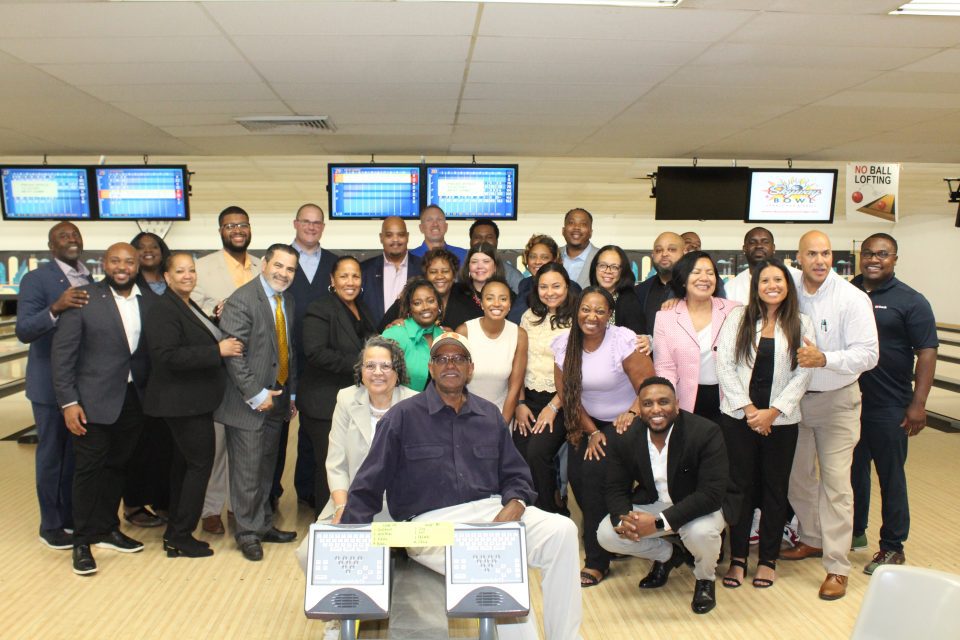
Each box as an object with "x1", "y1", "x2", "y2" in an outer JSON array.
[
  {"x1": 588, "y1": 244, "x2": 636, "y2": 292},
  {"x1": 562, "y1": 286, "x2": 615, "y2": 446},
  {"x1": 670, "y1": 250, "x2": 720, "y2": 299},
  {"x1": 734, "y1": 258, "x2": 802, "y2": 370},
  {"x1": 528, "y1": 263, "x2": 576, "y2": 330}
]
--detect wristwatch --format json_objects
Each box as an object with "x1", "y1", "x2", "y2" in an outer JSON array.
[{"x1": 654, "y1": 517, "x2": 665, "y2": 531}]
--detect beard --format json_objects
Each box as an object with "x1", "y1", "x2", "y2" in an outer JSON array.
[
  {"x1": 654, "y1": 263, "x2": 673, "y2": 279},
  {"x1": 222, "y1": 234, "x2": 251, "y2": 252},
  {"x1": 103, "y1": 272, "x2": 135, "y2": 293}
]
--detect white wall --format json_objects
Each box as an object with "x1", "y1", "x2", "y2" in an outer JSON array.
[{"x1": 1, "y1": 155, "x2": 957, "y2": 322}]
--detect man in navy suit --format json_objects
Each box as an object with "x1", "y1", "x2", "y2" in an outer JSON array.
[
  {"x1": 278, "y1": 203, "x2": 338, "y2": 507},
  {"x1": 16, "y1": 222, "x2": 93, "y2": 551},
  {"x1": 360, "y1": 216, "x2": 422, "y2": 327}
]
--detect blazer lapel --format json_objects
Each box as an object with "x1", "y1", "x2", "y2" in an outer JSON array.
[
  {"x1": 335, "y1": 303, "x2": 362, "y2": 351},
  {"x1": 256, "y1": 282, "x2": 280, "y2": 360},
  {"x1": 96, "y1": 281, "x2": 131, "y2": 353},
  {"x1": 666, "y1": 417, "x2": 685, "y2": 490},
  {"x1": 635, "y1": 426, "x2": 658, "y2": 498},
  {"x1": 174, "y1": 293, "x2": 217, "y2": 341},
  {"x1": 710, "y1": 298, "x2": 728, "y2": 348},
  {"x1": 675, "y1": 301, "x2": 698, "y2": 344},
  {"x1": 349, "y1": 389, "x2": 374, "y2": 446}
]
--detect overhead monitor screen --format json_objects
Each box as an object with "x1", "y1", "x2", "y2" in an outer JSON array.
[
  {"x1": 425, "y1": 164, "x2": 518, "y2": 220},
  {"x1": 1, "y1": 167, "x2": 94, "y2": 220},
  {"x1": 654, "y1": 166, "x2": 750, "y2": 221},
  {"x1": 95, "y1": 166, "x2": 189, "y2": 220},
  {"x1": 746, "y1": 169, "x2": 838, "y2": 224},
  {"x1": 328, "y1": 164, "x2": 421, "y2": 219}
]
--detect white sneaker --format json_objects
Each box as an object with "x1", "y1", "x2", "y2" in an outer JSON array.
[
  {"x1": 749, "y1": 508, "x2": 761, "y2": 545},
  {"x1": 782, "y1": 517, "x2": 800, "y2": 548}
]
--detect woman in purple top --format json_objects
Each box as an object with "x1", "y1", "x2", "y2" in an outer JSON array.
[{"x1": 553, "y1": 286, "x2": 653, "y2": 587}]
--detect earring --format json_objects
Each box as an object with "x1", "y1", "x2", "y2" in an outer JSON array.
[{"x1": 328, "y1": 285, "x2": 335, "y2": 293}]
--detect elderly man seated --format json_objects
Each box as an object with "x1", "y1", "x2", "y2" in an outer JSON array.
[{"x1": 341, "y1": 331, "x2": 582, "y2": 640}]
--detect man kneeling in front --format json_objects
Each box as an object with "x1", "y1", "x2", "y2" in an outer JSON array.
[
  {"x1": 340, "y1": 331, "x2": 582, "y2": 640},
  {"x1": 597, "y1": 377, "x2": 739, "y2": 614}
]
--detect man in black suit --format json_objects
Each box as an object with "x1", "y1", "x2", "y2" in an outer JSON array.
[
  {"x1": 16, "y1": 222, "x2": 92, "y2": 550},
  {"x1": 360, "y1": 216, "x2": 422, "y2": 327},
  {"x1": 52, "y1": 243, "x2": 155, "y2": 576},
  {"x1": 634, "y1": 232, "x2": 684, "y2": 337},
  {"x1": 278, "y1": 203, "x2": 339, "y2": 508},
  {"x1": 597, "y1": 377, "x2": 737, "y2": 614}
]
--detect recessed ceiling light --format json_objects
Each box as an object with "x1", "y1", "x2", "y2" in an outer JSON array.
[{"x1": 891, "y1": 1, "x2": 960, "y2": 16}]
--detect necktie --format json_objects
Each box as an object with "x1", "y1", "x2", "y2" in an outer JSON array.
[{"x1": 274, "y1": 294, "x2": 289, "y2": 386}]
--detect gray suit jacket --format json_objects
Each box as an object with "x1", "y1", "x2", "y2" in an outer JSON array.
[
  {"x1": 214, "y1": 276, "x2": 297, "y2": 431},
  {"x1": 562, "y1": 243, "x2": 600, "y2": 289},
  {"x1": 190, "y1": 250, "x2": 261, "y2": 316}
]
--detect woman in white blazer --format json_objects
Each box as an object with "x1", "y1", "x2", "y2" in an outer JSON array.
[
  {"x1": 716, "y1": 259, "x2": 815, "y2": 590},
  {"x1": 296, "y1": 336, "x2": 417, "y2": 569}
]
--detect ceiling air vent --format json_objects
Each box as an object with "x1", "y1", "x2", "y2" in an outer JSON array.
[{"x1": 234, "y1": 116, "x2": 336, "y2": 134}]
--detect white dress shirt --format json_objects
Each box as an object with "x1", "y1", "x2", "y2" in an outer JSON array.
[
  {"x1": 647, "y1": 427, "x2": 674, "y2": 530},
  {"x1": 292, "y1": 240, "x2": 322, "y2": 283},
  {"x1": 382, "y1": 253, "x2": 409, "y2": 312},
  {"x1": 792, "y1": 270, "x2": 879, "y2": 392},
  {"x1": 110, "y1": 283, "x2": 142, "y2": 382}
]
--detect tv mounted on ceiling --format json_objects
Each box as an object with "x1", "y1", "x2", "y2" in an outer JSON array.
[
  {"x1": 0, "y1": 166, "x2": 95, "y2": 221},
  {"x1": 327, "y1": 163, "x2": 422, "y2": 220},
  {"x1": 746, "y1": 169, "x2": 838, "y2": 224},
  {"x1": 654, "y1": 166, "x2": 750, "y2": 221},
  {"x1": 95, "y1": 166, "x2": 190, "y2": 221},
  {"x1": 424, "y1": 164, "x2": 518, "y2": 220}
]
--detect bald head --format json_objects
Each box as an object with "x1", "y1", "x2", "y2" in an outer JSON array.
[
  {"x1": 652, "y1": 232, "x2": 684, "y2": 280},
  {"x1": 102, "y1": 242, "x2": 139, "y2": 294},
  {"x1": 47, "y1": 222, "x2": 83, "y2": 265},
  {"x1": 380, "y1": 216, "x2": 410, "y2": 262},
  {"x1": 796, "y1": 231, "x2": 833, "y2": 290}
]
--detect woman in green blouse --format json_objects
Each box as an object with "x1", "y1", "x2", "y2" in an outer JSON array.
[{"x1": 382, "y1": 277, "x2": 444, "y2": 391}]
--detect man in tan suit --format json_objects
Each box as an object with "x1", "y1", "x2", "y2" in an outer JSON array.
[{"x1": 190, "y1": 206, "x2": 261, "y2": 534}]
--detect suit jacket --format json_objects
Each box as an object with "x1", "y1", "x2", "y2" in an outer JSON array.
[
  {"x1": 318, "y1": 383, "x2": 419, "y2": 520},
  {"x1": 214, "y1": 277, "x2": 297, "y2": 431},
  {"x1": 359, "y1": 252, "x2": 422, "y2": 325},
  {"x1": 298, "y1": 293, "x2": 375, "y2": 419},
  {"x1": 287, "y1": 248, "x2": 338, "y2": 376},
  {"x1": 190, "y1": 249, "x2": 261, "y2": 316},
  {"x1": 715, "y1": 306, "x2": 815, "y2": 425},
  {"x1": 143, "y1": 289, "x2": 227, "y2": 418},
  {"x1": 51, "y1": 281, "x2": 154, "y2": 425},
  {"x1": 653, "y1": 296, "x2": 741, "y2": 413},
  {"x1": 16, "y1": 260, "x2": 92, "y2": 405},
  {"x1": 605, "y1": 410, "x2": 740, "y2": 529},
  {"x1": 562, "y1": 244, "x2": 599, "y2": 289},
  {"x1": 613, "y1": 287, "x2": 645, "y2": 335}
]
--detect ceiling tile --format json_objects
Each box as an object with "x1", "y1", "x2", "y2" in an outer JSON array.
[
  {"x1": 471, "y1": 36, "x2": 710, "y2": 65},
  {"x1": 0, "y1": 36, "x2": 241, "y2": 64},
  {"x1": 730, "y1": 13, "x2": 960, "y2": 47},
  {"x1": 273, "y1": 83, "x2": 463, "y2": 102},
  {"x1": 232, "y1": 35, "x2": 470, "y2": 63},
  {"x1": 0, "y1": 4, "x2": 220, "y2": 38},
  {"x1": 112, "y1": 100, "x2": 290, "y2": 118},
  {"x1": 41, "y1": 62, "x2": 262, "y2": 86},
  {"x1": 467, "y1": 61, "x2": 676, "y2": 85},
  {"x1": 693, "y1": 42, "x2": 939, "y2": 70},
  {"x1": 899, "y1": 49, "x2": 960, "y2": 73},
  {"x1": 77, "y1": 83, "x2": 277, "y2": 103},
  {"x1": 255, "y1": 61, "x2": 466, "y2": 85}
]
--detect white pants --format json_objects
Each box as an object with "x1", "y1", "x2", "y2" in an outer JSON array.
[
  {"x1": 596, "y1": 503, "x2": 724, "y2": 581},
  {"x1": 202, "y1": 421, "x2": 230, "y2": 518},
  {"x1": 788, "y1": 384, "x2": 861, "y2": 576},
  {"x1": 406, "y1": 498, "x2": 582, "y2": 640}
]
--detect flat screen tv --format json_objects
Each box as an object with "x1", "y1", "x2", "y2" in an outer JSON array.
[
  {"x1": 654, "y1": 166, "x2": 750, "y2": 221},
  {"x1": 424, "y1": 164, "x2": 518, "y2": 220},
  {"x1": 746, "y1": 169, "x2": 838, "y2": 224},
  {"x1": 95, "y1": 166, "x2": 190, "y2": 220},
  {"x1": 327, "y1": 164, "x2": 422, "y2": 220},
  {"x1": 1, "y1": 166, "x2": 95, "y2": 220}
]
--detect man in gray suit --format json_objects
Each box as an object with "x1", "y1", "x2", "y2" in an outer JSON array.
[
  {"x1": 215, "y1": 243, "x2": 299, "y2": 561},
  {"x1": 52, "y1": 243, "x2": 154, "y2": 576},
  {"x1": 560, "y1": 208, "x2": 599, "y2": 289}
]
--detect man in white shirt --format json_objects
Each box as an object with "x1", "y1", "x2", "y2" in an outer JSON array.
[
  {"x1": 597, "y1": 377, "x2": 736, "y2": 615},
  {"x1": 781, "y1": 231, "x2": 879, "y2": 601},
  {"x1": 724, "y1": 227, "x2": 801, "y2": 305},
  {"x1": 52, "y1": 243, "x2": 155, "y2": 575}
]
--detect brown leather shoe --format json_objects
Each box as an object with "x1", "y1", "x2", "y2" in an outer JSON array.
[
  {"x1": 202, "y1": 515, "x2": 225, "y2": 535},
  {"x1": 818, "y1": 573, "x2": 847, "y2": 600},
  {"x1": 780, "y1": 542, "x2": 823, "y2": 561}
]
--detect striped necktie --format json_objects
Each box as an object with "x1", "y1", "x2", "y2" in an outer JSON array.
[{"x1": 274, "y1": 294, "x2": 289, "y2": 386}]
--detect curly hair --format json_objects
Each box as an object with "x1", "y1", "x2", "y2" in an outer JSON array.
[
  {"x1": 422, "y1": 247, "x2": 460, "y2": 274},
  {"x1": 353, "y1": 335, "x2": 410, "y2": 386},
  {"x1": 521, "y1": 234, "x2": 559, "y2": 271},
  {"x1": 562, "y1": 286, "x2": 615, "y2": 446},
  {"x1": 397, "y1": 276, "x2": 442, "y2": 321}
]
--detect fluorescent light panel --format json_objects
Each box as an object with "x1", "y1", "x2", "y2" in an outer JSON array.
[{"x1": 891, "y1": 1, "x2": 960, "y2": 16}]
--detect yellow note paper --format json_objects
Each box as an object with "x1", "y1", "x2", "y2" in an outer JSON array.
[{"x1": 370, "y1": 522, "x2": 454, "y2": 547}]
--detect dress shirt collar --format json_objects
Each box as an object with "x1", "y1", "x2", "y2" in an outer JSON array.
[
  {"x1": 223, "y1": 249, "x2": 251, "y2": 270},
  {"x1": 646, "y1": 423, "x2": 674, "y2": 453},
  {"x1": 851, "y1": 273, "x2": 898, "y2": 295},
  {"x1": 383, "y1": 251, "x2": 409, "y2": 269},
  {"x1": 259, "y1": 274, "x2": 283, "y2": 298},
  {"x1": 564, "y1": 243, "x2": 594, "y2": 264},
  {"x1": 54, "y1": 258, "x2": 90, "y2": 279},
  {"x1": 292, "y1": 240, "x2": 322, "y2": 257},
  {"x1": 109, "y1": 282, "x2": 142, "y2": 300},
  {"x1": 423, "y1": 381, "x2": 482, "y2": 417}
]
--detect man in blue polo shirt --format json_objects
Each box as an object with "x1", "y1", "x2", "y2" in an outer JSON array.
[{"x1": 851, "y1": 233, "x2": 938, "y2": 575}]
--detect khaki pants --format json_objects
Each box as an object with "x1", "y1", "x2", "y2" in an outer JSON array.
[{"x1": 788, "y1": 384, "x2": 862, "y2": 576}]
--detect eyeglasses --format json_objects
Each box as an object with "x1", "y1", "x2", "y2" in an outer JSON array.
[
  {"x1": 221, "y1": 222, "x2": 250, "y2": 231},
  {"x1": 362, "y1": 361, "x2": 394, "y2": 373},
  {"x1": 296, "y1": 219, "x2": 324, "y2": 227},
  {"x1": 431, "y1": 354, "x2": 471, "y2": 366},
  {"x1": 861, "y1": 250, "x2": 896, "y2": 260},
  {"x1": 596, "y1": 262, "x2": 622, "y2": 273}
]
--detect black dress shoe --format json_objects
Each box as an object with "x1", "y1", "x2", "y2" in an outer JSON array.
[
  {"x1": 95, "y1": 529, "x2": 144, "y2": 553},
  {"x1": 240, "y1": 538, "x2": 263, "y2": 561},
  {"x1": 40, "y1": 528, "x2": 74, "y2": 550},
  {"x1": 639, "y1": 543, "x2": 685, "y2": 589},
  {"x1": 262, "y1": 527, "x2": 296, "y2": 543},
  {"x1": 164, "y1": 536, "x2": 214, "y2": 558},
  {"x1": 692, "y1": 579, "x2": 717, "y2": 614},
  {"x1": 72, "y1": 545, "x2": 97, "y2": 575}
]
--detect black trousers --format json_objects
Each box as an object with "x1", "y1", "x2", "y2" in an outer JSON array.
[
  {"x1": 694, "y1": 384, "x2": 722, "y2": 423},
  {"x1": 852, "y1": 413, "x2": 910, "y2": 553},
  {"x1": 567, "y1": 419, "x2": 616, "y2": 573},
  {"x1": 72, "y1": 384, "x2": 144, "y2": 546},
  {"x1": 512, "y1": 388, "x2": 567, "y2": 513},
  {"x1": 122, "y1": 414, "x2": 172, "y2": 511},
  {"x1": 164, "y1": 413, "x2": 216, "y2": 541},
  {"x1": 720, "y1": 414, "x2": 798, "y2": 562},
  {"x1": 298, "y1": 413, "x2": 332, "y2": 517}
]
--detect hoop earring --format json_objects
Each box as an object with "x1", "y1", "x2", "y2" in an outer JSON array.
[{"x1": 328, "y1": 285, "x2": 335, "y2": 293}]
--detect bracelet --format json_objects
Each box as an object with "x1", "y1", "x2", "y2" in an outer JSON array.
[
  {"x1": 517, "y1": 399, "x2": 526, "y2": 406},
  {"x1": 547, "y1": 402, "x2": 560, "y2": 413},
  {"x1": 588, "y1": 430, "x2": 602, "y2": 439}
]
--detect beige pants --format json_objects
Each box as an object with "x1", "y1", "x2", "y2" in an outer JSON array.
[{"x1": 788, "y1": 384, "x2": 861, "y2": 576}]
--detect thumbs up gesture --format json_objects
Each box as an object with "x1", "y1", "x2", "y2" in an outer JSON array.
[{"x1": 797, "y1": 337, "x2": 826, "y2": 369}]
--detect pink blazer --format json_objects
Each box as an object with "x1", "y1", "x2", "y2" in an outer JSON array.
[{"x1": 652, "y1": 297, "x2": 741, "y2": 413}]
